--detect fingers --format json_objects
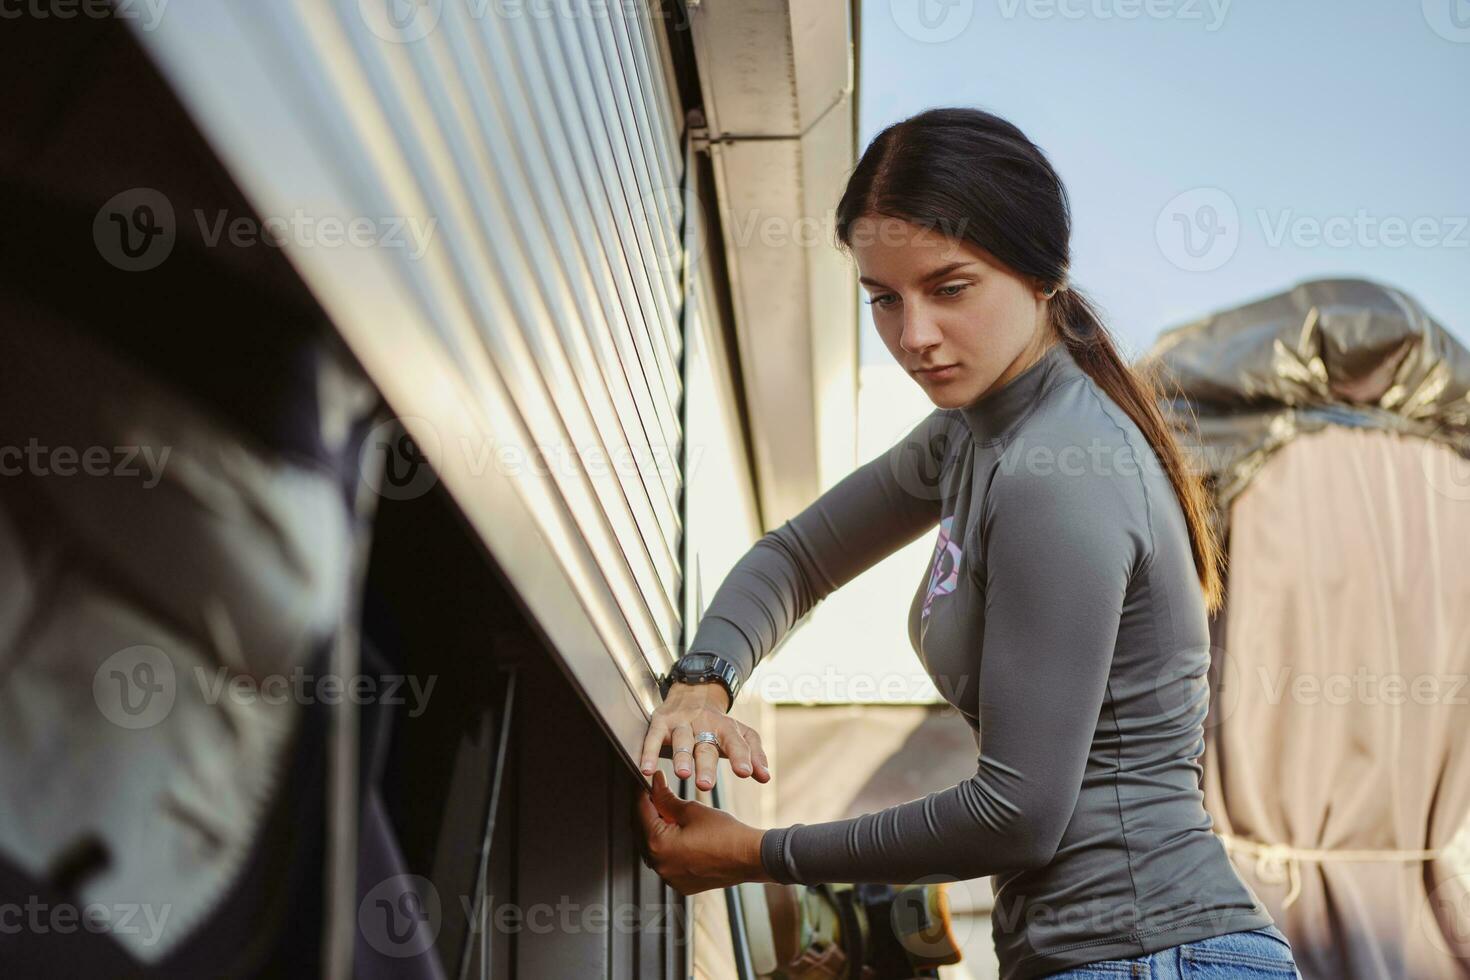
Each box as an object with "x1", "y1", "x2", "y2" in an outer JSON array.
[
  {"x1": 740, "y1": 723, "x2": 772, "y2": 783},
  {"x1": 719, "y1": 721, "x2": 754, "y2": 780},
  {"x1": 670, "y1": 724, "x2": 695, "y2": 779},
  {"x1": 641, "y1": 705, "x2": 772, "y2": 784},
  {"x1": 640, "y1": 718, "x2": 669, "y2": 776},
  {"x1": 636, "y1": 776, "x2": 663, "y2": 833},
  {"x1": 692, "y1": 738, "x2": 719, "y2": 792},
  {"x1": 713, "y1": 719, "x2": 771, "y2": 783},
  {"x1": 649, "y1": 769, "x2": 685, "y2": 824}
]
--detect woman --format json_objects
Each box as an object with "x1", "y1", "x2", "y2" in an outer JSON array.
[{"x1": 635, "y1": 107, "x2": 1301, "y2": 979}]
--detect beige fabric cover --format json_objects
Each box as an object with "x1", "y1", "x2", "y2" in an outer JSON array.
[{"x1": 1203, "y1": 425, "x2": 1470, "y2": 979}]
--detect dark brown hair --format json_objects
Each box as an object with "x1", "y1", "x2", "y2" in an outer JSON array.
[{"x1": 835, "y1": 106, "x2": 1224, "y2": 614}]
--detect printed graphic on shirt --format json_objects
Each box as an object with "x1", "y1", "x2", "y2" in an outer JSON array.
[{"x1": 921, "y1": 514, "x2": 962, "y2": 621}]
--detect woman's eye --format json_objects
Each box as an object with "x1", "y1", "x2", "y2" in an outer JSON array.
[
  {"x1": 937, "y1": 283, "x2": 968, "y2": 297},
  {"x1": 865, "y1": 294, "x2": 896, "y2": 308}
]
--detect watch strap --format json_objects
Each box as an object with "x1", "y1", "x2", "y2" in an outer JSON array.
[{"x1": 662, "y1": 652, "x2": 742, "y2": 705}]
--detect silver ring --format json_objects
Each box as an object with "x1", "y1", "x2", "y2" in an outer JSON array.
[
  {"x1": 694, "y1": 731, "x2": 720, "y2": 748},
  {"x1": 672, "y1": 746, "x2": 692, "y2": 756}
]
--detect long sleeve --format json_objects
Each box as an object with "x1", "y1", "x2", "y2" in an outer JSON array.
[
  {"x1": 760, "y1": 444, "x2": 1151, "y2": 885},
  {"x1": 685, "y1": 409, "x2": 958, "y2": 689}
]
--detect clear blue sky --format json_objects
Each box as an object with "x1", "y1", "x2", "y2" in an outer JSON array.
[{"x1": 856, "y1": 0, "x2": 1470, "y2": 363}]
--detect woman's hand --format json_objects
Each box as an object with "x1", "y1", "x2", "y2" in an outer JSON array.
[
  {"x1": 640, "y1": 681, "x2": 771, "y2": 791},
  {"x1": 636, "y1": 769, "x2": 773, "y2": 895}
]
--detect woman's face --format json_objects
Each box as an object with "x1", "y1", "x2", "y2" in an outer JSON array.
[{"x1": 850, "y1": 214, "x2": 1055, "y2": 410}]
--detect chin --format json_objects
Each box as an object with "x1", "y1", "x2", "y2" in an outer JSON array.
[{"x1": 921, "y1": 388, "x2": 973, "y2": 410}]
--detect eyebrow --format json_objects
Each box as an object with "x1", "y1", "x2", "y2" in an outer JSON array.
[{"x1": 858, "y1": 261, "x2": 977, "y2": 289}]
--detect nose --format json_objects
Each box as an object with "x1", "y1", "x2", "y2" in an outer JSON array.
[{"x1": 899, "y1": 302, "x2": 943, "y2": 354}]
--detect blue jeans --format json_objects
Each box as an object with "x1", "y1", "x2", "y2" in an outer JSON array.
[{"x1": 1042, "y1": 924, "x2": 1301, "y2": 978}]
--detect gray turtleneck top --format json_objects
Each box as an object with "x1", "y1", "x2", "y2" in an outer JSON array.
[{"x1": 684, "y1": 341, "x2": 1275, "y2": 979}]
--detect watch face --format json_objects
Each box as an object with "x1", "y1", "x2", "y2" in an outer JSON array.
[{"x1": 682, "y1": 653, "x2": 716, "y2": 673}]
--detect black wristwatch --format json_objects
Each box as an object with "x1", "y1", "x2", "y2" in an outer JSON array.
[{"x1": 657, "y1": 652, "x2": 742, "y2": 706}]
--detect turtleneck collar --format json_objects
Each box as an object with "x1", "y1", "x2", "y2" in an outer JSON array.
[{"x1": 959, "y1": 340, "x2": 1085, "y2": 445}]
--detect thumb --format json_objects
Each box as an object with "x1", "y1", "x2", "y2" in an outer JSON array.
[{"x1": 650, "y1": 769, "x2": 686, "y2": 825}]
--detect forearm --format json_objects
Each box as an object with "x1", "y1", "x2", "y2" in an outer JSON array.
[
  {"x1": 758, "y1": 768, "x2": 1065, "y2": 886},
  {"x1": 685, "y1": 528, "x2": 820, "y2": 684},
  {"x1": 685, "y1": 411, "x2": 948, "y2": 687}
]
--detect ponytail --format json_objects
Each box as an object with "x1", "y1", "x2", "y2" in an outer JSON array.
[{"x1": 1048, "y1": 287, "x2": 1225, "y2": 614}]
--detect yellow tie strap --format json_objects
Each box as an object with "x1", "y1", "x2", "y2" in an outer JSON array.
[{"x1": 1215, "y1": 832, "x2": 1448, "y2": 909}]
